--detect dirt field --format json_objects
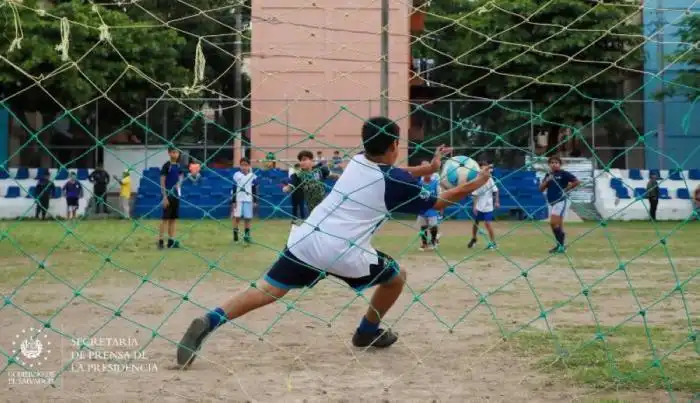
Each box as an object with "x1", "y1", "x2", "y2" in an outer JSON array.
[{"x1": 0, "y1": 220, "x2": 697, "y2": 402}]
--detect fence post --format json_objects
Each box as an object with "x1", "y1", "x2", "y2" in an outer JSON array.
[{"x1": 591, "y1": 99, "x2": 596, "y2": 170}]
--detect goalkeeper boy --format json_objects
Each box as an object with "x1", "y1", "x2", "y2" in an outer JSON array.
[
  {"x1": 283, "y1": 150, "x2": 339, "y2": 217},
  {"x1": 176, "y1": 117, "x2": 492, "y2": 368}
]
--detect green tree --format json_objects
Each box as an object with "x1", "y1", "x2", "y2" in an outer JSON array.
[
  {"x1": 415, "y1": 0, "x2": 644, "y2": 162},
  {"x1": 661, "y1": 14, "x2": 700, "y2": 101},
  {"x1": 0, "y1": 0, "x2": 191, "y2": 141}
]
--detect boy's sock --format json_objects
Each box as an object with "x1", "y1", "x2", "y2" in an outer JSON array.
[
  {"x1": 430, "y1": 227, "x2": 438, "y2": 244},
  {"x1": 233, "y1": 228, "x2": 239, "y2": 242},
  {"x1": 419, "y1": 226, "x2": 429, "y2": 245},
  {"x1": 167, "y1": 238, "x2": 174, "y2": 248},
  {"x1": 552, "y1": 228, "x2": 564, "y2": 246},
  {"x1": 158, "y1": 239, "x2": 164, "y2": 248},
  {"x1": 357, "y1": 316, "x2": 379, "y2": 334},
  {"x1": 206, "y1": 307, "x2": 227, "y2": 331},
  {"x1": 244, "y1": 228, "x2": 251, "y2": 240}
]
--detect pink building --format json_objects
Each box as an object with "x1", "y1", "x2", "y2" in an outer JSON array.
[{"x1": 250, "y1": 0, "x2": 426, "y2": 165}]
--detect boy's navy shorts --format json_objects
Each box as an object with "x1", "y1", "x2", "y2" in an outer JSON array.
[{"x1": 264, "y1": 249, "x2": 400, "y2": 291}]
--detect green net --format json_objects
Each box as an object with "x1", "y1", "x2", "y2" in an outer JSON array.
[{"x1": 1, "y1": 0, "x2": 699, "y2": 401}]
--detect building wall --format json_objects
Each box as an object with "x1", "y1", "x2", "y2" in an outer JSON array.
[
  {"x1": 643, "y1": 0, "x2": 700, "y2": 169},
  {"x1": 250, "y1": 0, "x2": 411, "y2": 165}
]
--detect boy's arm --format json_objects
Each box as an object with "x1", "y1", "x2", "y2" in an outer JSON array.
[
  {"x1": 564, "y1": 172, "x2": 581, "y2": 192},
  {"x1": 538, "y1": 173, "x2": 551, "y2": 192},
  {"x1": 400, "y1": 145, "x2": 450, "y2": 177},
  {"x1": 159, "y1": 163, "x2": 168, "y2": 199}
]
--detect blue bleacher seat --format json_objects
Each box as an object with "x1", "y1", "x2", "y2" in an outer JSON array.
[
  {"x1": 634, "y1": 188, "x2": 646, "y2": 198},
  {"x1": 5, "y1": 186, "x2": 20, "y2": 198},
  {"x1": 56, "y1": 168, "x2": 69, "y2": 180},
  {"x1": 77, "y1": 168, "x2": 89, "y2": 180},
  {"x1": 0, "y1": 167, "x2": 8, "y2": 179},
  {"x1": 35, "y1": 168, "x2": 49, "y2": 179},
  {"x1": 610, "y1": 178, "x2": 624, "y2": 189},
  {"x1": 677, "y1": 188, "x2": 690, "y2": 199},
  {"x1": 659, "y1": 188, "x2": 671, "y2": 199},
  {"x1": 26, "y1": 186, "x2": 36, "y2": 198},
  {"x1": 669, "y1": 169, "x2": 683, "y2": 180},
  {"x1": 616, "y1": 187, "x2": 631, "y2": 199},
  {"x1": 52, "y1": 187, "x2": 62, "y2": 199},
  {"x1": 689, "y1": 169, "x2": 700, "y2": 180},
  {"x1": 628, "y1": 169, "x2": 643, "y2": 180},
  {"x1": 15, "y1": 167, "x2": 29, "y2": 180},
  {"x1": 649, "y1": 169, "x2": 661, "y2": 179}
]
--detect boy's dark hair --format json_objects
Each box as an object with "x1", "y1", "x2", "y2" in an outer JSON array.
[
  {"x1": 548, "y1": 156, "x2": 562, "y2": 164},
  {"x1": 239, "y1": 157, "x2": 250, "y2": 165},
  {"x1": 362, "y1": 116, "x2": 399, "y2": 156},
  {"x1": 297, "y1": 150, "x2": 314, "y2": 161},
  {"x1": 479, "y1": 160, "x2": 489, "y2": 167},
  {"x1": 333, "y1": 150, "x2": 340, "y2": 154},
  {"x1": 167, "y1": 146, "x2": 178, "y2": 152}
]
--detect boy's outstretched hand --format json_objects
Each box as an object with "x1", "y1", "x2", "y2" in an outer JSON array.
[{"x1": 430, "y1": 145, "x2": 452, "y2": 173}]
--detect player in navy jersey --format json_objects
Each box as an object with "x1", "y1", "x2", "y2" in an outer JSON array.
[
  {"x1": 538, "y1": 156, "x2": 581, "y2": 253},
  {"x1": 175, "y1": 116, "x2": 493, "y2": 368},
  {"x1": 62, "y1": 172, "x2": 83, "y2": 221},
  {"x1": 159, "y1": 147, "x2": 184, "y2": 249}
]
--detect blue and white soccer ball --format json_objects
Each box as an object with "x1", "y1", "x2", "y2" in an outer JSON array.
[{"x1": 440, "y1": 155, "x2": 480, "y2": 190}]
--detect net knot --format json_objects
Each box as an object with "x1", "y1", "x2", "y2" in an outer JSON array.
[
  {"x1": 55, "y1": 17, "x2": 71, "y2": 62},
  {"x1": 99, "y1": 24, "x2": 111, "y2": 42}
]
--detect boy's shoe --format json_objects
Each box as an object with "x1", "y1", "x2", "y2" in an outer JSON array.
[
  {"x1": 169, "y1": 240, "x2": 180, "y2": 249},
  {"x1": 486, "y1": 243, "x2": 497, "y2": 250},
  {"x1": 548, "y1": 246, "x2": 565, "y2": 254},
  {"x1": 177, "y1": 316, "x2": 212, "y2": 369},
  {"x1": 419, "y1": 244, "x2": 428, "y2": 252},
  {"x1": 352, "y1": 328, "x2": 398, "y2": 348},
  {"x1": 468, "y1": 238, "x2": 477, "y2": 248},
  {"x1": 158, "y1": 239, "x2": 165, "y2": 250}
]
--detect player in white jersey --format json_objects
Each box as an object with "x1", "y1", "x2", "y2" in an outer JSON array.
[
  {"x1": 176, "y1": 117, "x2": 493, "y2": 368},
  {"x1": 231, "y1": 157, "x2": 258, "y2": 244},
  {"x1": 468, "y1": 161, "x2": 499, "y2": 249}
]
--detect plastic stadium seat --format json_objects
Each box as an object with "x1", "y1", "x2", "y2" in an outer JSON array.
[
  {"x1": 669, "y1": 169, "x2": 683, "y2": 180},
  {"x1": 689, "y1": 169, "x2": 700, "y2": 180},
  {"x1": 15, "y1": 167, "x2": 29, "y2": 180},
  {"x1": 35, "y1": 167, "x2": 49, "y2": 179},
  {"x1": 5, "y1": 186, "x2": 20, "y2": 198},
  {"x1": 77, "y1": 168, "x2": 89, "y2": 180},
  {"x1": 26, "y1": 186, "x2": 36, "y2": 198},
  {"x1": 0, "y1": 168, "x2": 8, "y2": 179},
  {"x1": 610, "y1": 178, "x2": 624, "y2": 189},
  {"x1": 56, "y1": 168, "x2": 69, "y2": 180},
  {"x1": 616, "y1": 188, "x2": 631, "y2": 199},
  {"x1": 659, "y1": 188, "x2": 671, "y2": 199},
  {"x1": 649, "y1": 169, "x2": 661, "y2": 179},
  {"x1": 52, "y1": 187, "x2": 62, "y2": 199},
  {"x1": 677, "y1": 188, "x2": 690, "y2": 200},
  {"x1": 628, "y1": 169, "x2": 643, "y2": 180},
  {"x1": 634, "y1": 188, "x2": 646, "y2": 198}
]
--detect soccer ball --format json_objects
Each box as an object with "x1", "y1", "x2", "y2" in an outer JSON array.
[{"x1": 440, "y1": 155, "x2": 480, "y2": 190}]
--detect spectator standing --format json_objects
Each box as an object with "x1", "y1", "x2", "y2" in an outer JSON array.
[
  {"x1": 331, "y1": 150, "x2": 344, "y2": 174},
  {"x1": 646, "y1": 172, "x2": 660, "y2": 221},
  {"x1": 89, "y1": 165, "x2": 110, "y2": 214},
  {"x1": 113, "y1": 170, "x2": 132, "y2": 219},
  {"x1": 694, "y1": 185, "x2": 700, "y2": 218},
  {"x1": 315, "y1": 151, "x2": 326, "y2": 166},
  {"x1": 34, "y1": 172, "x2": 55, "y2": 220}
]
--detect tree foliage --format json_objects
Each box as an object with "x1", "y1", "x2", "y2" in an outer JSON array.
[
  {"x1": 0, "y1": 0, "x2": 190, "y2": 117},
  {"x1": 415, "y1": 0, "x2": 645, "y2": 147},
  {"x1": 662, "y1": 14, "x2": 700, "y2": 101}
]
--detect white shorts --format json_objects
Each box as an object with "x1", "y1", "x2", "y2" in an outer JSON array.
[
  {"x1": 234, "y1": 201, "x2": 254, "y2": 219},
  {"x1": 417, "y1": 215, "x2": 439, "y2": 227},
  {"x1": 549, "y1": 200, "x2": 569, "y2": 218}
]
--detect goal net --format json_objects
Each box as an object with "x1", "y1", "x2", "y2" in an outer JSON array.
[{"x1": 0, "y1": 0, "x2": 698, "y2": 401}]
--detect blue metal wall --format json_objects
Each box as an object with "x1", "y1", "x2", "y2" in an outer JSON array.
[{"x1": 643, "y1": 0, "x2": 700, "y2": 169}]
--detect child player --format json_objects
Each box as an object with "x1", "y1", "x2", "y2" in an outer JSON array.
[
  {"x1": 62, "y1": 172, "x2": 83, "y2": 221},
  {"x1": 538, "y1": 156, "x2": 580, "y2": 253},
  {"x1": 417, "y1": 160, "x2": 440, "y2": 251},
  {"x1": 283, "y1": 150, "x2": 339, "y2": 216},
  {"x1": 231, "y1": 157, "x2": 258, "y2": 243},
  {"x1": 159, "y1": 147, "x2": 184, "y2": 249},
  {"x1": 468, "y1": 161, "x2": 499, "y2": 249},
  {"x1": 176, "y1": 116, "x2": 493, "y2": 368}
]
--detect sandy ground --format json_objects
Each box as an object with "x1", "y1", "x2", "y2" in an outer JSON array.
[{"x1": 1, "y1": 245, "x2": 695, "y2": 402}]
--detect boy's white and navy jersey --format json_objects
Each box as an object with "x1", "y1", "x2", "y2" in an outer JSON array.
[
  {"x1": 287, "y1": 153, "x2": 437, "y2": 278},
  {"x1": 473, "y1": 178, "x2": 498, "y2": 213},
  {"x1": 232, "y1": 171, "x2": 257, "y2": 203}
]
